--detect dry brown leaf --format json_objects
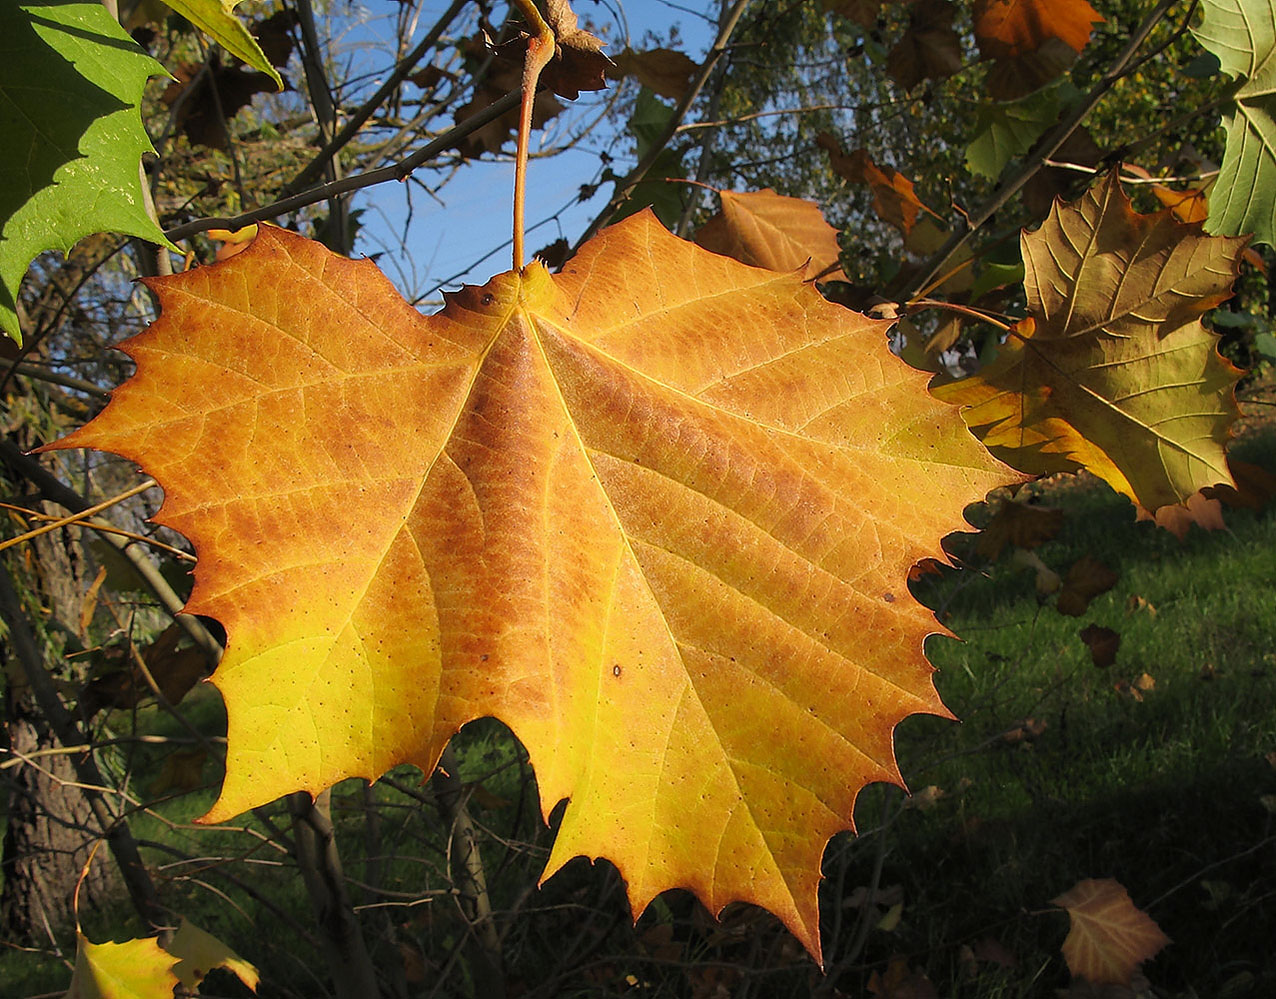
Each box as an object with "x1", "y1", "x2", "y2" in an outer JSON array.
[
  {"x1": 887, "y1": 0, "x2": 964, "y2": 92},
  {"x1": 695, "y1": 188, "x2": 847, "y2": 280},
  {"x1": 1053, "y1": 878, "x2": 1169, "y2": 985},
  {"x1": 818, "y1": 133, "x2": 929, "y2": 236},
  {"x1": 1056, "y1": 555, "x2": 1117, "y2": 617},
  {"x1": 975, "y1": 498, "x2": 1064, "y2": 560},
  {"x1": 975, "y1": 0, "x2": 1103, "y2": 98},
  {"x1": 869, "y1": 955, "x2": 939, "y2": 998},
  {"x1": 1135, "y1": 490, "x2": 1226, "y2": 540},
  {"x1": 610, "y1": 47, "x2": 699, "y2": 100},
  {"x1": 1078, "y1": 624, "x2": 1119, "y2": 668},
  {"x1": 541, "y1": 0, "x2": 611, "y2": 99}
]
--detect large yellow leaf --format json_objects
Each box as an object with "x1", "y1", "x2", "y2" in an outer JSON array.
[
  {"x1": 67, "y1": 932, "x2": 178, "y2": 999},
  {"x1": 50, "y1": 214, "x2": 1011, "y2": 961},
  {"x1": 933, "y1": 171, "x2": 1247, "y2": 512}
]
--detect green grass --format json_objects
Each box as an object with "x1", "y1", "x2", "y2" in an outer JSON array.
[{"x1": 3, "y1": 431, "x2": 1274, "y2": 998}]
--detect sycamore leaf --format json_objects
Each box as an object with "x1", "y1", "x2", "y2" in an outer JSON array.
[
  {"x1": 1079, "y1": 624, "x2": 1119, "y2": 667},
  {"x1": 609, "y1": 47, "x2": 699, "y2": 100},
  {"x1": 974, "y1": 498, "x2": 1063, "y2": 560},
  {"x1": 1135, "y1": 489, "x2": 1227, "y2": 539},
  {"x1": 973, "y1": 0, "x2": 1102, "y2": 99},
  {"x1": 50, "y1": 215, "x2": 1013, "y2": 963},
  {"x1": 933, "y1": 171, "x2": 1247, "y2": 512},
  {"x1": 886, "y1": 0, "x2": 963, "y2": 92},
  {"x1": 0, "y1": 1, "x2": 175, "y2": 343},
  {"x1": 1056, "y1": 554, "x2": 1117, "y2": 617},
  {"x1": 966, "y1": 83, "x2": 1075, "y2": 179},
  {"x1": 1193, "y1": 0, "x2": 1276, "y2": 246},
  {"x1": 818, "y1": 134, "x2": 930, "y2": 237},
  {"x1": 67, "y1": 932, "x2": 179, "y2": 999},
  {"x1": 162, "y1": 0, "x2": 283, "y2": 90},
  {"x1": 1052, "y1": 879, "x2": 1170, "y2": 985},
  {"x1": 539, "y1": 0, "x2": 611, "y2": 100},
  {"x1": 823, "y1": 0, "x2": 883, "y2": 27},
  {"x1": 695, "y1": 189, "x2": 848, "y2": 281},
  {"x1": 168, "y1": 919, "x2": 260, "y2": 992}
]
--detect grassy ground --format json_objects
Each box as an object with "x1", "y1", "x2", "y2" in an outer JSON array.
[{"x1": 3, "y1": 427, "x2": 1274, "y2": 998}]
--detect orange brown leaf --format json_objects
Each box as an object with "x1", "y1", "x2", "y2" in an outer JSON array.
[
  {"x1": 886, "y1": 0, "x2": 963, "y2": 92},
  {"x1": 974, "y1": 0, "x2": 1103, "y2": 98},
  {"x1": 818, "y1": 134, "x2": 930, "y2": 237},
  {"x1": 933, "y1": 171, "x2": 1247, "y2": 512},
  {"x1": 695, "y1": 188, "x2": 847, "y2": 280},
  {"x1": 1053, "y1": 878, "x2": 1170, "y2": 985},
  {"x1": 49, "y1": 216, "x2": 1013, "y2": 963}
]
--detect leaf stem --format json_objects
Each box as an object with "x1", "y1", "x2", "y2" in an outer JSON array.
[{"x1": 511, "y1": 0, "x2": 556, "y2": 269}]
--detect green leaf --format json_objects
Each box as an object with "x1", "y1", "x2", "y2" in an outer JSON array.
[
  {"x1": 0, "y1": 1, "x2": 175, "y2": 343},
  {"x1": 163, "y1": 0, "x2": 283, "y2": 90},
  {"x1": 965, "y1": 83, "x2": 1075, "y2": 179},
  {"x1": 1194, "y1": 0, "x2": 1276, "y2": 246}
]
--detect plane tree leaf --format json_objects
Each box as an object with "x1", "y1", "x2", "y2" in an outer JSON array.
[
  {"x1": 0, "y1": 1, "x2": 175, "y2": 343},
  {"x1": 933, "y1": 171, "x2": 1247, "y2": 512},
  {"x1": 67, "y1": 932, "x2": 178, "y2": 999},
  {"x1": 162, "y1": 0, "x2": 283, "y2": 90},
  {"x1": 1193, "y1": 0, "x2": 1276, "y2": 246},
  {"x1": 973, "y1": 0, "x2": 1103, "y2": 98},
  {"x1": 168, "y1": 919, "x2": 260, "y2": 992},
  {"x1": 1052, "y1": 878, "x2": 1170, "y2": 985},
  {"x1": 50, "y1": 215, "x2": 1014, "y2": 962},
  {"x1": 695, "y1": 188, "x2": 848, "y2": 280},
  {"x1": 966, "y1": 82, "x2": 1076, "y2": 179}
]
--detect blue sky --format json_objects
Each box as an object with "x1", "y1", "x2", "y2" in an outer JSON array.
[{"x1": 341, "y1": 0, "x2": 716, "y2": 303}]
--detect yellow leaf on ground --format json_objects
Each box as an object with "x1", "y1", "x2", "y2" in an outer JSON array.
[
  {"x1": 49, "y1": 215, "x2": 1014, "y2": 963},
  {"x1": 68, "y1": 933, "x2": 178, "y2": 999},
  {"x1": 695, "y1": 188, "x2": 847, "y2": 280},
  {"x1": 1053, "y1": 878, "x2": 1170, "y2": 985},
  {"x1": 933, "y1": 171, "x2": 1247, "y2": 512}
]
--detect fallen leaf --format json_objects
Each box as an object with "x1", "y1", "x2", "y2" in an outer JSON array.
[
  {"x1": 904, "y1": 784, "x2": 945, "y2": 810},
  {"x1": 1124, "y1": 595, "x2": 1156, "y2": 616},
  {"x1": 886, "y1": 0, "x2": 963, "y2": 92},
  {"x1": 975, "y1": 498, "x2": 1063, "y2": 560},
  {"x1": 1002, "y1": 717, "x2": 1047, "y2": 743},
  {"x1": 973, "y1": 935, "x2": 1018, "y2": 967},
  {"x1": 1078, "y1": 624, "x2": 1119, "y2": 668},
  {"x1": 869, "y1": 955, "x2": 939, "y2": 998},
  {"x1": 1056, "y1": 555, "x2": 1117, "y2": 617},
  {"x1": 67, "y1": 932, "x2": 179, "y2": 999},
  {"x1": 1053, "y1": 879, "x2": 1170, "y2": 985},
  {"x1": 167, "y1": 919, "x2": 259, "y2": 992},
  {"x1": 610, "y1": 47, "x2": 699, "y2": 100},
  {"x1": 49, "y1": 215, "x2": 1014, "y2": 963},
  {"x1": 1011, "y1": 548, "x2": 1061, "y2": 597},
  {"x1": 695, "y1": 189, "x2": 847, "y2": 280},
  {"x1": 933, "y1": 170, "x2": 1247, "y2": 512}
]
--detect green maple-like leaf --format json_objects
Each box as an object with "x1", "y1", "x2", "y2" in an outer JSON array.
[
  {"x1": 0, "y1": 1, "x2": 175, "y2": 343},
  {"x1": 966, "y1": 83, "x2": 1075, "y2": 179},
  {"x1": 1194, "y1": 0, "x2": 1276, "y2": 245}
]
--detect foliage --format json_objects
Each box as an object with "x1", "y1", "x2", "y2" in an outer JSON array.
[{"x1": 0, "y1": 0, "x2": 1271, "y2": 996}]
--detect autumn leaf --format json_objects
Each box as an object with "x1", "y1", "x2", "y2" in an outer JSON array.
[
  {"x1": 538, "y1": 0, "x2": 611, "y2": 100},
  {"x1": 1194, "y1": 0, "x2": 1276, "y2": 246},
  {"x1": 695, "y1": 189, "x2": 848, "y2": 280},
  {"x1": 886, "y1": 0, "x2": 963, "y2": 93},
  {"x1": 1135, "y1": 489, "x2": 1226, "y2": 540},
  {"x1": 823, "y1": 0, "x2": 884, "y2": 27},
  {"x1": 974, "y1": 497, "x2": 1063, "y2": 560},
  {"x1": 610, "y1": 47, "x2": 699, "y2": 100},
  {"x1": 161, "y1": 0, "x2": 283, "y2": 90},
  {"x1": 1053, "y1": 878, "x2": 1170, "y2": 985},
  {"x1": 933, "y1": 171, "x2": 1247, "y2": 512},
  {"x1": 974, "y1": 0, "x2": 1103, "y2": 98},
  {"x1": 1056, "y1": 554, "x2": 1117, "y2": 617},
  {"x1": 168, "y1": 919, "x2": 260, "y2": 992},
  {"x1": 67, "y1": 932, "x2": 179, "y2": 999},
  {"x1": 1078, "y1": 624, "x2": 1119, "y2": 667},
  {"x1": 50, "y1": 215, "x2": 1013, "y2": 962},
  {"x1": 0, "y1": 1, "x2": 175, "y2": 342},
  {"x1": 818, "y1": 134, "x2": 931, "y2": 237}
]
